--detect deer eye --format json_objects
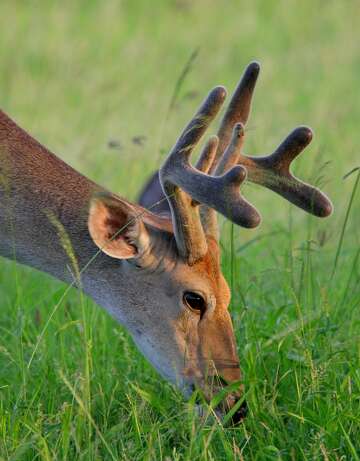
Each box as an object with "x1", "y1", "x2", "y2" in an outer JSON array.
[{"x1": 183, "y1": 291, "x2": 206, "y2": 315}]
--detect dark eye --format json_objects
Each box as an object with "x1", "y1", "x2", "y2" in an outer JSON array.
[{"x1": 183, "y1": 291, "x2": 206, "y2": 315}]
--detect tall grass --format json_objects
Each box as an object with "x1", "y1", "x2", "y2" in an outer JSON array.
[{"x1": 0, "y1": 1, "x2": 359, "y2": 459}]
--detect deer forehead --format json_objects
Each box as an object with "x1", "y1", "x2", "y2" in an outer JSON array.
[
  {"x1": 145, "y1": 233, "x2": 229, "y2": 307},
  {"x1": 183, "y1": 237, "x2": 230, "y2": 308}
]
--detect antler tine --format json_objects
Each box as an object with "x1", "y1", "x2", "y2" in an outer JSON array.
[
  {"x1": 213, "y1": 61, "x2": 260, "y2": 169},
  {"x1": 202, "y1": 122, "x2": 255, "y2": 239},
  {"x1": 239, "y1": 126, "x2": 333, "y2": 217},
  {"x1": 160, "y1": 87, "x2": 260, "y2": 264},
  {"x1": 215, "y1": 123, "x2": 246, "y2": 175},
  {"x1": 201, "y1": 62, "x2": 260, "y2": 239},
  {"x1": 195, "y1": 135, "x2": 219, "y2": 174}
]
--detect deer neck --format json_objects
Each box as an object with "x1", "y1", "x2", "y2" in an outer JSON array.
[{"x1": 0, "y1": 110, "x2": 126, "y2": 309}]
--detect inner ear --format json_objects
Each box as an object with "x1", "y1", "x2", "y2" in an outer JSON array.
[{"x1": 88, "y1": 193, "x2": 149, "y2": 259}]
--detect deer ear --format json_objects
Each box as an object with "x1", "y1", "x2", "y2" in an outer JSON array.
[{"x1": 88, "y1": 193, "x2": 150, "y2": 259}]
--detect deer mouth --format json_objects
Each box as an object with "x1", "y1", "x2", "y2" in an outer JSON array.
[
  {"x1": 193, "y1": 397, "x2": 248, "y2": 426},
  {"x1": 187, "y1": 377, "x2": 247, "y2": 425}
]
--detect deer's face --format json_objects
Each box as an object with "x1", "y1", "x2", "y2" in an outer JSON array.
[
  {"x1": 88, "y1": 195, "x2": 246, "y2": 423},
  {"x1": 162, "y1": 239, "x2": 244, "y2": 414}
]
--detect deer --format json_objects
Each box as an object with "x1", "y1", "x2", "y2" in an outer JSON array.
[{"x1": 0, "y1": 62, "x2": 332, "y2": 424}]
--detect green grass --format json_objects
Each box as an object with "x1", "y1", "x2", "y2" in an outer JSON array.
[{"x1": 0, "y1": 0, "x2": 359, "y2": 459}]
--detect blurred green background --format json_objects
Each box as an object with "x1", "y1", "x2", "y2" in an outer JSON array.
[
  {"x1": 1, "y1": 0, "x2": 358, "y2": 214},
  {"x1": 0, "y1": 1, "x2": 359, "y2": 459}
]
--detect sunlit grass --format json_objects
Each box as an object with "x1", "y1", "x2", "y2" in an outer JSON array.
[{"x1": 0, "y1": 0, "x2": 359, "y2": 459}]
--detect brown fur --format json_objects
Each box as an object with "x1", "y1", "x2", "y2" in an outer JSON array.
[{"x1": 0, "y1": 108, "x2": 245, "y2": 421}]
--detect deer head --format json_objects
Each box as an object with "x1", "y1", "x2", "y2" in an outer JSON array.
[{"x1": 86, "y1": 62, "x2": 332, "y2": 423}]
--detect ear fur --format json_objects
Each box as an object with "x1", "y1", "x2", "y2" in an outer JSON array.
[{"x1": 88, "y1": 193, "x2": 150, "y2": 259}]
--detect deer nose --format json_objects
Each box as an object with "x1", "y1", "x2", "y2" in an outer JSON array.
[{"x1": 229, "y1": 399, "x2": 248, "y2": 425}]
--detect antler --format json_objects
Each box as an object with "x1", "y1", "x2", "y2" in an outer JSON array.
[
  {"x1": 159, "y1": 87, "x2": 260, "y2": 264},
  {"x1": 160, "y1": 61, "x2": 333, "y2": 263},
  {"x1": 201, "y1": 61, "x2": 333, "y2": 239}
]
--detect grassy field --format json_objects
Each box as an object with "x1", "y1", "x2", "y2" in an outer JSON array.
[{"x1": 0, "y1": 0, "x2": 359, "y2": 459}]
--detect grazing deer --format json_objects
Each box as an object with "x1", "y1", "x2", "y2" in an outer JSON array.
[{"x1": 0, "y1": 62, "x2": 332, "y2": 423}]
